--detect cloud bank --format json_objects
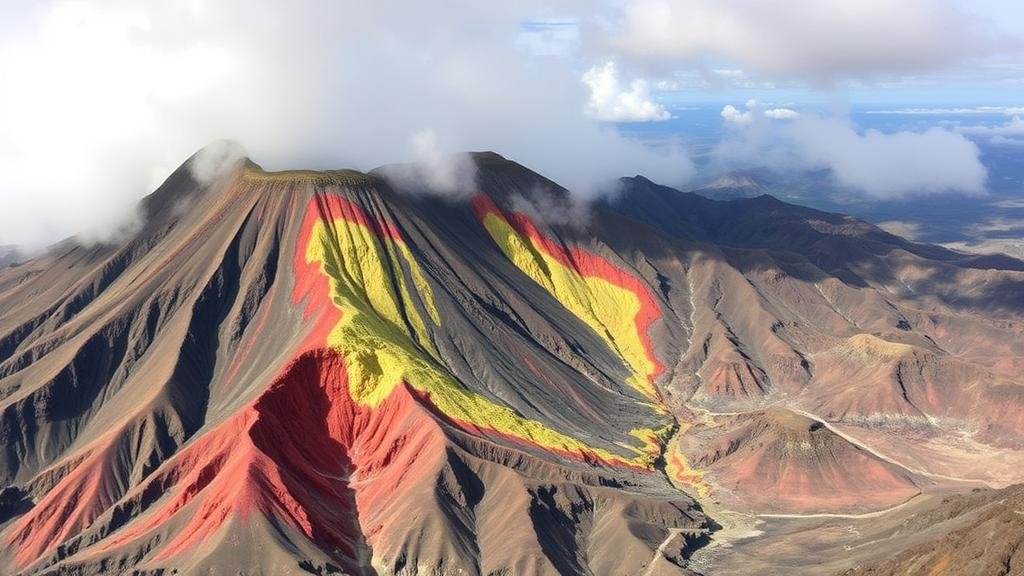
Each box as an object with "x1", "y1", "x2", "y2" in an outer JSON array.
[
  {"x1": 0, "y1": 0, "x2": 692, "y2": 247},
  {"x1": 956, "y1": 116, "x2": 1024, "y2": 146},
  {"x1": 715, "y1": 105, "x2": 987, "y2": 197},
  {"x1": 1, "y1": 0, "x2": 1013, "y2": 246},
  {"x1": 721, "y1": 100, "x2": 797, "y2": 125},
  {"x1": 611, "y1": 0, "x2": 1005, "y2": 83}
]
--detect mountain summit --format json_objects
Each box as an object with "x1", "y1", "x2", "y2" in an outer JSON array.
[{"x1": 1, "y1": 153, "x2": 1023, "y2": 575}]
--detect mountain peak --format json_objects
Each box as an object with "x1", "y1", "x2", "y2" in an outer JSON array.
[{"x1": 706, "y1": 172, "x2": 766, "y2": 191}]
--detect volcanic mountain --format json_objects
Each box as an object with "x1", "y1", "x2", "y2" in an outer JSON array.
[{"x1": 1, "y1": 151, "x2": 1023, "y2": 575}]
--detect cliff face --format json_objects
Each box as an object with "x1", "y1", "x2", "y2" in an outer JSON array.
[{"x1": 1, "y1": 152, "x2": 1023, "y2": 575}]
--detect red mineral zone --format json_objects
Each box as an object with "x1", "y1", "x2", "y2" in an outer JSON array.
[
  {"x1": 289, "y1": 192, "x2": 666, "y2": 470},
  {"x1": 5, "y1": 191, "x2": 679, "y2": 571}
]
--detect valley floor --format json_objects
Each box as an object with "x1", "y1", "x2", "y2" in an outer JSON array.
[{"x1": 687, "y1": 485, "x2": 1017, "y2": 575}]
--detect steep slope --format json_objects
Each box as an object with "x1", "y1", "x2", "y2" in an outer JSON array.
[
  {"x1": 0, "y1": 156, "x2": 707, "y2": 575},
  {"x1": 839, "y1": 484, "x2": 1024, "y2": 576},
  {"x1": 680, "y1": 408, "x2": 919, "y2": 513},
  {"x1": 1, "y1": 151, "x2": 1024, "y2": 574},
  {"x1": 602, "y1": 175, "x2": 1024, "y2": 496}
]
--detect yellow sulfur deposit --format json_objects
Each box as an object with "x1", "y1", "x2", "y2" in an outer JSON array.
[
  {"x1": 480, "y1": 212, "x2": 659, "y2": 400},
  {"x1": 665, "y1": 423, "x2": 711, "y2": 498},
  {"x1": 305, "y1": 215, "x2": 658, "y2": 466}
]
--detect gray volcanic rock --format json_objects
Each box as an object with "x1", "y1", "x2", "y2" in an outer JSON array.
[
  {"x1": 839, "y1": 484, "x2": 1024, "y2": 576},
  {"x1": 0, "y1": 151, "x2": 1023, "y2": 575}
]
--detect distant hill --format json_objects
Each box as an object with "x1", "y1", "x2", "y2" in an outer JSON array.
[{"x1": 694, "y1": 170, "x2": 768, "y2": 200}]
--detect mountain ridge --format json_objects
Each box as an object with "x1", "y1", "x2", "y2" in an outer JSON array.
[{"x1": 1, "y1": 151, "x2": 1023, "y2": 575}]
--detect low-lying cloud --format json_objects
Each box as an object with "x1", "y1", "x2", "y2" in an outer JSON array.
[
  {"x1": 721, "y1": 100, "x2": 798, "y2": 125},
  {"x1": 1, "y1": 0, "x2": 1013, "y2": 247},
  {"x1": 956, "y1": 116, "x2": 1024, "y2": 147},
  {"x1": 190, "y1": 140, "x2": 248, "y2": 185},
  {"x1": 378, "y1": 130, "x2": 478, "y2": 198},
  {"x1": 715, "y1": 105, "x2": 987, "y2": 198},
  {"x1": 508, "y1": 186, "x2": 594, "y2": 230},
  {"x1": 0, "y1": 1, "x2": 692, "y2": 247}
]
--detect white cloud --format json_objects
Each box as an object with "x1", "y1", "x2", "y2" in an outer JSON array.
[
  {"x1": 190, "y1": 140, "x2": 247, "y2": 185},
  {"x1": 764, "y1": 108, "x2": 799, "y2": 120},
  {"x1": 721, "y1": 104, "x2": 753, "y2": 125},
  {"x1": 4, "y1": 0, "x2": 1008, "y2": 248},
  {"x1": 0, "y1": 1, "x2": 694, "y2": 247},
  {"x1": 583, "y1": 61, "x2": 671, "y2": 122},
  {"x1": 647, "y1": 68, "x2": 779, "y2": 92},
  {"x1": 713, "y1": 69, "x2": 746, "y2": 80},
  {"x1": 796, "y1": 121, "x2": 986, "y2": 197},
  {"x1": 379, "y1": 130, "x2": 477, "y2": 197},
  {"x1": 721, "y1": 100, "x2": 797, "y2": 124},
  {"x1": 707, "y1": 68, "x2": 778, "y2": 89},
  {"x1": 956, "y1": 116, "x2": 1024, "y2": 146},
  {"x1": 957, "y1": 116, "x2": 1024, "y2": 137},
  {"x1": 409, "y1": 130, "x2": 476, "y2": 195},
  {"x1": 652, "y1": 79, "x2": 682, "y2": 91},
  {"x1": 715, "y1": 109, "x2": 987, "y2": 198},
  {"x1": 612, "y1": 0, "x2": 1004, "y2": 82}
]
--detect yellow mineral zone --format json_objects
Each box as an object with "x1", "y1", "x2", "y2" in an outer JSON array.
[
  {"x1": 665, "y1": 423, "x2": 712, "y2": 498},
  {"x1": 479, "y1": 210, "x2": 660, "y2": 401},
  {"x1": 629, "y1": 426, "x2": 672, "y2": 469},
  {"x1": 305, "y1": 213, "x2": 657, "y2": 466},
  {"x1": 837, "y1": 333, "x2": 916, "y2": 359}
]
